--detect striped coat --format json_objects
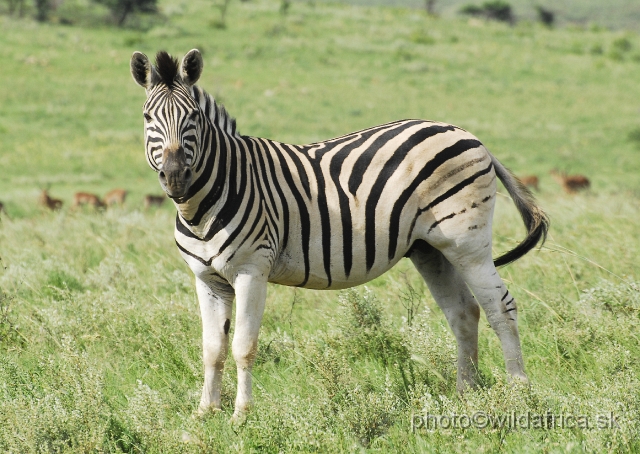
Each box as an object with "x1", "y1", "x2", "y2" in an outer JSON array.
[
  {"x1": 131, "y1": 49, "x2": 548, "y2": 420},
  {"x1": 175, "y1": 118, "x2": 502, "y2": 290}
]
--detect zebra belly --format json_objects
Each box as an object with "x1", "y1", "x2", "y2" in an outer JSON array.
[
  {"x1": 267, "y1": 135, "x2": 496, "y2": 289},
  {"x1": 268, "y1": 249, "x2": 406, "y2": 290}
]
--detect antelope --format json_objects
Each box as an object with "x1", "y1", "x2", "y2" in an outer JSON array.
[
  {"x1": 143, "y1": 194, "x2": 166, "y2": 209},
  {"x1": 550, "y1": 169, "x2": 590, "y2": 193},
  {"x1": 104, "y1": 188, "x2": 128, "y2": 206},
  {"x1": 39, "y1": 189, "x2": 63, "y2": 210},
  {"x1": 519, "y1": 175, "x2": 539, "y2": 191},
  {"x1": 73, "y1": 192, "x2": 105, "y2": 209}
]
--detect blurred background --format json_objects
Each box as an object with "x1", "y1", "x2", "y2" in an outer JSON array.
[{"x1": 1, "y1": 0, "x2": 640, "y2": 212}]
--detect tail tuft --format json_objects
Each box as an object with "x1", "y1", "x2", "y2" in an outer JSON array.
[{"x1": 490, "y1": 153, "x2": 550, "y2": 267}]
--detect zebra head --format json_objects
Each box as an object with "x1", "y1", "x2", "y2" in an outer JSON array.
[{"x1": 130, "y1": 49, "x2": 204, "y2": 200}]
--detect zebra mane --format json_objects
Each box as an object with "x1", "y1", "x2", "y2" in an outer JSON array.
[
  {"x1": 193, "y1": 85, "x2": 240, "y2": 138},
  {"x1": 154, "y1": 51, "x2": 179, "y2": 88},
  {"x1": 150, "y1": 51, "x2": 239, "y2": 137}
]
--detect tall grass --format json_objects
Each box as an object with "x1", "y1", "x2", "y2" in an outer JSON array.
[
  {"x1": 0, "y1": 194, "x2": 638, "y2": 452},
  {"x1": 1, "y1": 0, "x2": 639, "y2": 451}
]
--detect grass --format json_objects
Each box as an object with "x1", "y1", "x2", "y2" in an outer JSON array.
[{"x1": 1, "y1": 0, "x2": 640, "y2": 451}]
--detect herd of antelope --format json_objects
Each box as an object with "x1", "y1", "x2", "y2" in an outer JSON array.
[
  {"x1": 34, "y1": 188, "x2": 166, "y2": 212},
  {"x1": 518, "y1": 169, "x2": 591, "y2": 194},
  {"x1": 0, "y1": 170, "x2": 591, "y2": 219}
]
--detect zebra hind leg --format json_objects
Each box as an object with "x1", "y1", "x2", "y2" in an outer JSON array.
[
  {"x1": 440, "y1": 239, "x2": 529, "y2": 385},
  {"x1": 409, "y1": 242, "x2": 480, "y2": 393}
]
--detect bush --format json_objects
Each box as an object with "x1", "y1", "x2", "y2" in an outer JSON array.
[
  {"x1": 0, "y1": 292, "x2": 23, "y2": 348},
  {"x1": 628, "y1": 127, "x2": 640, "y2": 147},
  {"x1": 460, "y1": 0, "x2": 514, "y2": 24},
  {"x1": 459, "y1": 4, "x2": 483, "y2": 16},
  {"x1": 335, "y1": 289, "x2": 410, "y2": 367},
  {"x1": 92, "y1": 0, "x2": 158, "y2": 26},
  {"x1": 34, "y1": 0, "x2": 50, "y2": 21},
  {"x1": 536, "y1": 5, "x2": 554, "y2": 27},
  {"x1": 612, "y1": 36, "x2": 633, "y2": 53}
]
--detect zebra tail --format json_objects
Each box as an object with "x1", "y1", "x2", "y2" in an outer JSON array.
[{"x1": 490, "y1": 152, "x2": 550, "y2": 267}]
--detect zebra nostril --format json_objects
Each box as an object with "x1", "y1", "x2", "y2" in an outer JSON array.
[
  {"x1": 183, "y1": 167, "x2": 193, "y2": 182},
  {"x1": 159, "y1": 170, "x2": 167, "y2": 185}
]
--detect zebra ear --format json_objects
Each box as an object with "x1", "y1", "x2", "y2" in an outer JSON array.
[
  {"x1": 131, "y1": 51, "x2": 155, "y2": 89},
  {"x1": 180, "y1": 49, "x2": 203, "y2": 86}
]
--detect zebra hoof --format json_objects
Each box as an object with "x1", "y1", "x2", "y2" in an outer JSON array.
[
  {"x1": 230, "y1": 410, "x2": 248, "y2": 427},
  {"x1": 508, "y1": 373, "x2": 530, "y2": 388},
  {"x1": 193, "y1": 405, "x2": 222, "y2": 419}
]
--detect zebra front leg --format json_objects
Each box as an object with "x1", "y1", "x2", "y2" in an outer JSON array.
[
  {"x1": 230, "y1": 269, "x2": 268, "y2": 422},
  {"x1": 409, "y1": 245, "x2": 480, "y2": 393},
  {"x1": 195, "y1": 276, "x2": 234, "y2": 415}
]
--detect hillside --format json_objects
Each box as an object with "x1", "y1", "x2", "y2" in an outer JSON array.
[{"x1": 319, "y1": 0, "x2": 640, "y2": 31}]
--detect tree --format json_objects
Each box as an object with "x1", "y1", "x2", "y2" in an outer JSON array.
[
  {"x1": 425, "y1": 0, "x2": 436, "y2": 16},
  {"x1": 93, "y1": 0, "x2": 158, "y2": 26},
  {"x1": 5, "y1": 0, "x2": 26, "y2": 17},
  {"x1": 35, "y1": 0, "x2": 50, "y2": 22}
]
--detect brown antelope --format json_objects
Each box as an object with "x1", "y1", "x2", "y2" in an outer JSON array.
[
  {"x1": 519, "y1": 175, "x2": 539, "y2": 191},
  {"x1": 73, "y1": 192, "x2": 105, "y2": 209},
  {"x1": 143, "y1": 194, "x2": 166, "y2": 209},
  {"x1": 39, "y1": 189, "x2": 63, "y2": 210},
  {"x1": 104, "y1": 188, "x2": 128, "y2": 206},
  {"x1": 550, "y1": 169, "x2": 590, "y2": 194}
]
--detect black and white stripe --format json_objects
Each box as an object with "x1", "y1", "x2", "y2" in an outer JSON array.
[{"x1": 131, "y1": 49, "x2": 549, "y2": 417}]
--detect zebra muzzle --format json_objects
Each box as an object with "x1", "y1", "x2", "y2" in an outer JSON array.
[{"x1": 159, "y1": 147, "x2": 193, "y2": 199}]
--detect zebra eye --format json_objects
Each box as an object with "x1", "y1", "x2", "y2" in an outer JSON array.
[
  {"x1": 144, "y1": 113, "x2": 152, "y2": 122},
  {"x1": 188, "y1": 111, "x2": 199, "y2": 122}
]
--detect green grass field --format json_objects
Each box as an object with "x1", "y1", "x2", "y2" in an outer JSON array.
[{"x1": 1, "y1": 0, "x2": 640, "y2": 452}]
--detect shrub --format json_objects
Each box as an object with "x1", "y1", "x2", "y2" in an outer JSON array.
[
  {"x1": 459, "y1": 4, "x2": 483, "y2": 16},
  {"x1": 309, "y1": 347, "x2": 401, "y2": 447},
  {"x1": 460, "y1": 1, "x2": 514, "y2": 24},
  {"x1": 0, "y1": 337, "x2": 109, "y2": 452},
  {"x1": 612, "y1": 36, "x2": 633, "y2": 53},
  {"x1": 336, "y1": 289, "x2": 410, "y2": 367},
  {"x1": 35, "y1": 0, "x2": 50, "y2": 21},
  {"x1": 536, "y1": 5, "x2": 554, "y2": 27},
  {"x1": 92, "y1": 0, "x2": 158, "y2": 26},
  {"x1": 0, "y1": 292, "x2": 23, "y2": 348},
  {"x1": 628, "y1": 127, "x2": 640, "y2": 147},
  {"x1": 482, "y1": 0, "x2": 513, "y2": 22}
]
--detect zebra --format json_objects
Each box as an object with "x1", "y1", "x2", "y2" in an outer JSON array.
[{"x1": 130, "y1": 49, "x2": 549, "y2": 421}]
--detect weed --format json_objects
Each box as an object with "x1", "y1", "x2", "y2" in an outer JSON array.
[
  {"x1": 336, "y1": 289, "x2": 410, "y2": 367},
  {"x1": 409, "y1": 30, "x2": 436, "y2": 45},
  {"x1": 0, "y1": 292, "x2": 24, "y2": 348}
]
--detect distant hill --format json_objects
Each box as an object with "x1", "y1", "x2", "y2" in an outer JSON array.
[{"x1": 317, "y1": 0, "x2": 640, "y2": 31}]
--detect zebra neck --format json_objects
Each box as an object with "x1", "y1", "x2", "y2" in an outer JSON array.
[
  {"x1": 192, "y1": 86, "x2": 239, "y2": 138},
  {"x1": 173, "y1": 123, "x2": 246, "y2": 237}
]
